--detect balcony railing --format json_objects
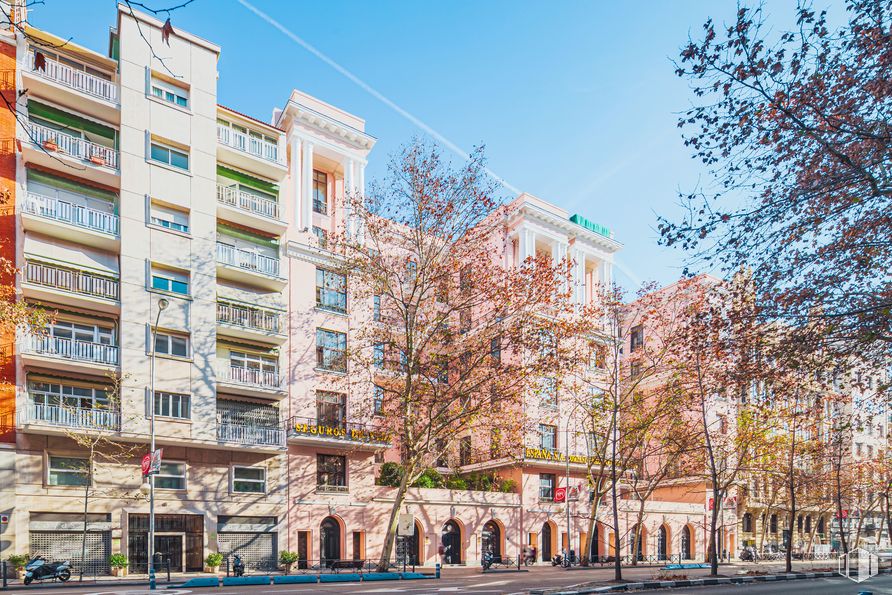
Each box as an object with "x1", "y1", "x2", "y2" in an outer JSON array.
[
  {"x1": 216, "y1": 184, "x2": 280, "y2": 220},
  {"x1": 29, "y1": 52, "x2": 117, "y2": 103},
  {"x1": 217, "y1": 422, "x2": 285, "y2": 447},
  {"x1": 218, "y1": 365, "x2": 283, "y2": 391},
  {"x1": 217, "y1": 125, "x2": 281, "y2": 164},
  {"x1": 29, "y1": 121, "x2": 119, "y2": 169},
  {"x1": 21, "y1": 334, "x2": 119, "y2": 365},
  {"x1": 22, "y1": 401, "x2": 120, "y2": 431},
  {"x1": 216, "y1": 242, "x2": 280, "y2": 277},
  {"x1": 289, "y1": 416, "x2": 390, "y2": 446},
  {"x1": 23, "y1": 192, "x2": 119, "y2": 235},
  {"x1": 216, "y1": 302, "x2": 282, "y2": 334},
  {"x1": 24, "y1": 261, "x2": 119, "y2": 301}
]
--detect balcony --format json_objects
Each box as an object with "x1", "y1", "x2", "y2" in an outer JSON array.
[
  {"x1": 288, "y1": 416, "x2": 390, "y2": 451},
  {"x1": 22, "y1": 261, "x2": 119, "y2": 313},
  {"x1": 28, "y1": 52, "x2": 117, "y2": 104},
  {"x1": 28, "y1": 121, "x2": 118, "y2": 170},
  {"x1": 22, "y1": 192, "x2": 119, "y2": 249},
  {"x1": 217, "y1": 364, "x2": 285, "y2": 399},
  {"x1": 20, "y1": 334, "x2": 118, "y2": 372},
  {"x1": 19, "y1": 401, "x2": 120, "y2": 432},
  {"x1": 217, "y1": 422, "x2": 285, "y2": 449},
  {"x1": 217, "y1": 124, "x2": 282, "y2": 163},
  {"x1": 216, "y1": 242, "x2": 285, "y2": 289},
  {"x1": 216, "y1": 184, "x2": 286, "y2": 235},
  {"x1": 216, "y1": 302, "x2": 285, "y2": 344}
]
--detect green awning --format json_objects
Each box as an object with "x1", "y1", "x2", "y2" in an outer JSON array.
[
  {"x1": 217, "y1": 223, "x2": 279, "y2": 250},
  {"x1": 27, "y1": 169, "x2": 117, "y2": 204},
  {"x1": 28, "y1": 100, "x2": 116, "y2": 142},
  {"x1": 217, "y1": 165, "x2": 278, "y2": 196}
]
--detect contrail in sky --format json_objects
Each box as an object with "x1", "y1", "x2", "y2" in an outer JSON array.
[{"x1": 235, "y1": 0, "x2": 521, "y2": 196}]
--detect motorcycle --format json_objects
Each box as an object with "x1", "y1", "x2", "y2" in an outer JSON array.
[
  {"x1": 232, "y1": 554, "x2": 245, "y2": 577},
  {"x1": 522, "y1": 548, "x2": 536, "y2": 566},
  {"x1": 23, "y1": 556, "x2": 71, "y2": 585},
  {"x1": 481, "y1": 550, "x2": 494, "y2": 571}
]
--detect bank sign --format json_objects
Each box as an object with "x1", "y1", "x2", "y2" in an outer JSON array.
[
  {"x1": 292, "y1": 421, "x2": 389, "y2": 445},
  {"x1": 524, "y1": 447, "x2": 602, "y2": 466}
]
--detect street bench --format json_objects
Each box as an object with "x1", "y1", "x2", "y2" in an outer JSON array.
[{"x1": 327, "y1": 559, "x2": 365, "y2": 572}]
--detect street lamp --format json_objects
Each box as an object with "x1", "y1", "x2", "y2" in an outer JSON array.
[{"x1": 148, "y1": 297, "x2": 168, "y2": 590}]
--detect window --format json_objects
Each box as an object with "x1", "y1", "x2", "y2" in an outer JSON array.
[
  {"x1": 154, "y1": 331, "x2": 188, "y2": 357},
  {"x1": 539, "y1": 473, "x2": 556, "y2": 500},
  {"x1": 629, "y1": 362, "x2": 642, "y2": 378},
  {"x1": 630, "y1": 325, "x2": 644, "y2": 352},
  {"x1": 406, "y1": 259, "x2": 417, "y2": 284},
  {"x1": 150, "y1": 76, "x2": 189, "y2": 108},
  {"x1": 149, "y1": 201, "x2": 189, "y2": 233},
  {"x1": 373, "y1": 385, "x2": 384, "y2": 415},
  {"x1": 541, "y1": 377, "x2": 557, "y2": 408},
  {"x1": 317, "y1": 391, "x2": 346, "y2": 428},
  {"x1": 316, "y1": 329, "x2": 347, "y2": 372},
  {"x1": 490, "y1": 336, "x2": 501, "y2": 366},
  {"x1": 591, "y1": 345, "x2": 607, "y2": 369},
  {"x1": 539, "y1": 423, "x2": 557, "y2": 451},
  {"x1": 312, "y1": 226, "x2": 328, "y2": 247},
  {"x1": 316, "y1": 268, "x2": 347, "y2": 313},
  {"x1": 151, "y1": 265, "x2": 189, "y2": 295},
  {"x1": 155, "y1": 461, "x2": 186, "y2": 490},
  {"x1": 459, "y1": 436, "x2": 471, "y2": 466},
  {"x1": 150, "y1": 141, "x2": 189, "y2": 170},
  {"x1": 373, "y1": 295, "x2": 381, "y2": 322},
  {"x1": 769, "y1": 514, "x2": 778, "y2": 534},
  {"x1": 317, "y1": 454, "x2": 346, "y2": 488},
  {"x1": 48, "y1": 455, "x2": 88, "y2": 486},
  {"x1": 30, "y1": 382, "x2": 108, "y2": 410},
  {"x1": 153, "y1": 391, "x2": 191, "y2": 419},
  {"x1": 232, "y1": 466, "x2": 266, "y2": 493},
  {"x1": 373, "y1": 342, "x2": 385, "y2": 368},
  {"x1": 718, "y1": 415, "x2": 728, "y2": 435},
  {"x1": 460, "y1": 311, "x2": 471, "y2": 333},
  {"x1": 742, "y1": 513, "x2": 753, "y2": 532},
  {"x1": 44, "y1": 321, "x2": 114, "y2": 346},
  {"x1": 312, "y1": 170, "x2": 328, "y2": 214}
]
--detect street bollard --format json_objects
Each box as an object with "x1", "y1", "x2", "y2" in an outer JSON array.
[
  {"x1": 226, "y1": 556, "x2": 230, "y2": 577},
  {"x1": 166, "y1": 558, "x2": 171, "y2": 582},
  {"x1": 435, "y1": 562, "x2": 441, "y2": 579},
  {"x1": 2, "y1": 560, "x2": 6, "y2": 588},
  {"x1": 517, "y1": 554, "x2": 522, "y2": 572}
]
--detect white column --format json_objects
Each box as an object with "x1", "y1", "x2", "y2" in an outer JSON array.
[
  {"x1": 552, "y1": 242, "x2": 568, "y2": 293},
  {"x1": 301, "y1": 141, "x2": 314, "y2": 231},
  {"x1": 518, "y1": 228, "x2": 535, "y2": 263},
  {"x1": 290, "y1": 137, "x2": 302, "y2": 228},
  {"x1": 343, "y1": 158, "x2": 355, "y2": 238},
  {"x1": 571, "y1": 248, "x2": 585, "y2": 304}
]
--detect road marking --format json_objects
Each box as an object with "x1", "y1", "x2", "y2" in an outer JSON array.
[{"x1": 466, "y1": 581, "x2": 509, "y2": 587}]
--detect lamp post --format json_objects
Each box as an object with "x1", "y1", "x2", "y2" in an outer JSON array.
[{"x1": 148, "y1": 297, "x2": 168, "y2": 589}]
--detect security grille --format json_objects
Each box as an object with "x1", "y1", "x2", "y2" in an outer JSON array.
[
  {"x1": 217, "y1": 400, "x2": 279, "y2": 426},
  {"x1": 30, "y1": 531, "x2": 111, "y2": 575},
  {"x1": 218, "y1": 532, "x2": 276, "y2": 570}
]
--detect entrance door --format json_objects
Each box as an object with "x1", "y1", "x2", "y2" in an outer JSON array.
[
  {"x1": 155, "y1": 535, "x2": 183, "y2": 572},
  {"x1": 681, "y1": 526, "x2": 692, "y2": 560},
  {"x1": 320, "y1": 517, "x2": 341, "y2": 567},
  {"x1": 482, "y1": 521, "x2": 501, "y2": 561},
  {"x1": 590, "y1": 524, "x2": 600, "y2": 562},
  {"x1": 441, "y1": 520, "x2": 461, "y2": 564},
  {"x1": 297, "y1": 531, "x2": 309, "y2": 569},
  {"x1": 657, "y1": 526, "x2": 668, "y2": 561},
  {"x1": 541, "y1": 523, "x2": 553, "y2": 562},
  {"x1": 407, "y1": 523, "x2": 421, "y2": 565}
]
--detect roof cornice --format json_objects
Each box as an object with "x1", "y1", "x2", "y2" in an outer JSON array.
[{"x1": 281, "y1": 99, "x2": 376, "y2": 151}]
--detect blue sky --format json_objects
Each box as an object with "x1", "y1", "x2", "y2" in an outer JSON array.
[{"x1": 28, "y1": 1, "x2": 800, "y2": 290}]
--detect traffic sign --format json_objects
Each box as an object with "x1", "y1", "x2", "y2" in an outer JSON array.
[{"x1": 397, "y1": 513, "x2": 414, "y2": 536}]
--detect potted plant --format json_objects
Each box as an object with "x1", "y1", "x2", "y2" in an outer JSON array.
[
  {"x1": 205, "y1": 552, "x2": 223, "y2": 574},
  {"x1": 89, "y1": 153, "x2": 105, "y2": 166},
  {"x1": 279, "y1": 551, "x2": 298, "y2": 575},
  {"x1": 6, "y1": 554, "x2": 29, "y2": 580},
  {"x1": 42, "y1": 139, "x2": 58, "y2": 152},
  {"x1": 109, "y1": 553, "x2": 129, "y2": 577}
]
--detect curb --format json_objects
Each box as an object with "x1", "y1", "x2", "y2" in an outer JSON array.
[{"x1": 530, "y1": 571, "x2": 847, "y2": 594}]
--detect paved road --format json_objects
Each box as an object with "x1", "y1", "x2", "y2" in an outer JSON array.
[{"x1": 3, "y1": 564, "x2": 889, "y2": 595}]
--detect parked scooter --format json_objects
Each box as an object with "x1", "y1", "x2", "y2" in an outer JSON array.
[
  {"x1": 232, "y1": 554, "x2": 245, "y2": 577},
  {"x1": 23, "y1": 556, "x2": 71, "y2": 585},
  {"x1": 481, "y1": 550, "x2": 495, "y2": 571}
]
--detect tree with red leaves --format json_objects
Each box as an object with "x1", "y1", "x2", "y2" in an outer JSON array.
[{"x1": 662, "y1": 1, "x2": 892, "y2": 364}]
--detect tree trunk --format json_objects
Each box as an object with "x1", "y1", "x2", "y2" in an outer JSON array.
[
  {"x1": 884, "y1": 491, "x2": 892, "y2": 553},
  {"x1": 631, "y1": 499, "x2": 646, "y2": 566},
  {"x1": 610, "y1": 470, "x2": 621, "y2": 581},
  {"x1": 786, "y1": 432, "x2": 796, "y2": 574},
  {"x1": 708, "y1": 489, "x2": 721, "y2": 576},
  {"x1": 80, "y1": 452, "x2": 92, "y2": 581},
  {"x1": 833, "y1": 442, "x2": 849, "y2": 555},
  {"x1": 581, "y1": 478, "x2": 602, "y2": 565},
  {"x1": 377, "y1": 463, "x2": 414, "y2": 572}
]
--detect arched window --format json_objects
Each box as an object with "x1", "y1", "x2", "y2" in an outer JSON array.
[
  {"x1": 681, "y1": 526, "x2": 692, "y2": 560},
  {"x1": 657, "y1": 525, "x2": 668, "y2": 561},
  {"x1": 769, "y1": 514, "x2": 778, "y2": 534},
  {"x1": 742, "y1": 513, "x2": 754, "y2": 533},
  {"x1": 805, "y1": 516, "x2": 812, "y2": 534}
]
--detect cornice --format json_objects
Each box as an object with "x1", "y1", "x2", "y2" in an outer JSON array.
[{"x1": 282, "y1": 100, "x2": 376, "y2": 151}]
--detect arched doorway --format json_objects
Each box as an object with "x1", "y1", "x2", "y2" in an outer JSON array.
[
  {"x1": 657, "y1": 525, "x2": 668, "y2": 561},
  {"x1": 589, "y1": 523, "x2": 600, "y2": 562},
  {"x1": 681, "y1": 525, "x2": 692, "y2": 560},
  {"x1": 482, "y1": 520, "x2": 501, "y2": 561},
  {"x1": 629, "y1": 524, "x2": 644, "y2": 561},
  {"x1": 320, "y1": 517, "x2": 341, "y2": 567},
  {"x1": 541, "y1": 522, "x2": 554, "y2": 562},
  {"x1": 406, "y1": 521, "x2": 423, "y2": 565},
  {"x1": 441, "y1": 520, "x2": 462, "y2": 564}
]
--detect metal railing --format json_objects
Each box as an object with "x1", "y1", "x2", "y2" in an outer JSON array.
[
  {"x1": 20, "y1": 334, "x2": 119, "y2": 365},
  {"x1": 216, "y1": 302, "x2": 282, "y2": 334},
  {"x1": 22, "y1": 401, "x2": 120, "y2": 431},
  {"x1": 23, "y1": 191, "x2": 119, "y2": 235},
  {"x1": 24, "y1": 260, "x2": 119, "y2": 300},
  {"x1": 216, "y1": 184, "x2": 280, "y2": 220},
  {"x1": 219, "y1": 365, "x2": 283, "y2": 390},
  {"x1": 217, "y1": 422, "x2": 285, "y2": 447},
  {"x1": 217, "y1": 124, "x2": 282, "y2": 163},
  {"x1": 28, "y1": 121, "x2": 119, "y2": 169},
  {"x1": 29, "y1": 52, "x2": 117, "y2": 103},
  {"x1": 216, "y1": 242, "x2": 280, "y2": 277}
]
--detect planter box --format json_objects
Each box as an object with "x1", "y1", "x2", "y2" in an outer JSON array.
[
  {"x1": 42, "y1": 140, "x2": 58, "y2": 152},
  {"x1": 205, "y1": 565, "x2": 220, "y2": 574},
  {"x1": 111, "y1": 566, "x2": 128, "y2": 577},
  {"x1": 89, "y1": 155, "x2": 106, "y2": 166}
]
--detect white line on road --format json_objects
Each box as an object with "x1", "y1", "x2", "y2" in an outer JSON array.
[{"x1": 466, "y1": 581, "x2": 509, "y2": 587}]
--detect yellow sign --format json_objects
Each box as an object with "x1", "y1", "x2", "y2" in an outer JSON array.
[
  {"x1": 524, "y1": 447, "x2": 602, "y2": 466},
  {"x1": 292, "y1": 422, "x2": 390, "y2": 444}
]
